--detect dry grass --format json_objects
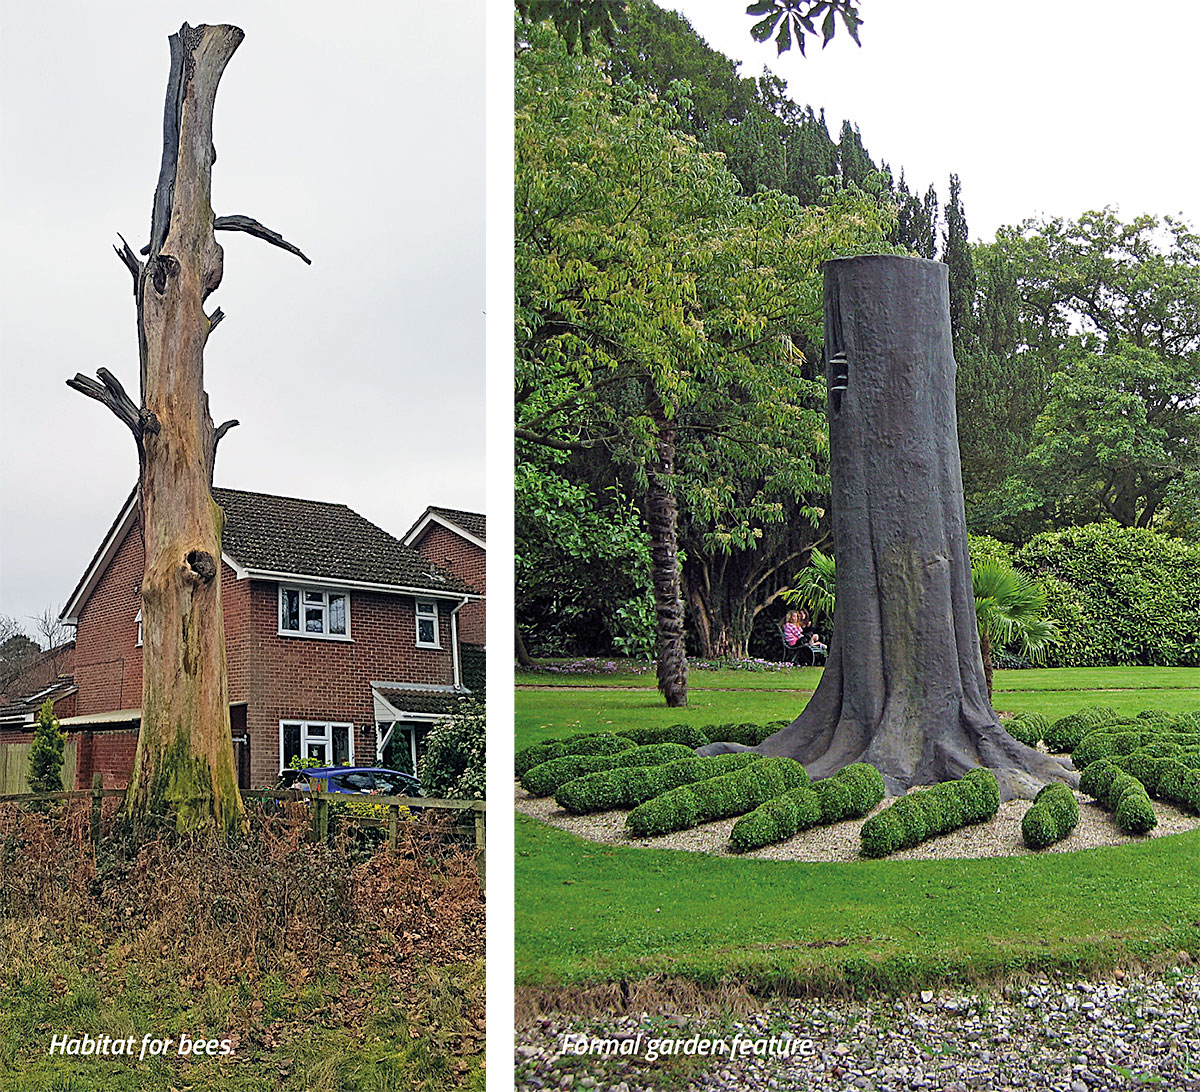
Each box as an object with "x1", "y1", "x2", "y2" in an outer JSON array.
[{"x1": 0, "y1": 801, "x2": 485, "y2": 1091}]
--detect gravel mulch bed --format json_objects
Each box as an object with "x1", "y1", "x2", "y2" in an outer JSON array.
[
  {"x1": 515, "y1": 785, "x2": 1200, "y2": 862},
  {"x1": 515, "y1": 970, "x2": 1200, "y2": 1091}
]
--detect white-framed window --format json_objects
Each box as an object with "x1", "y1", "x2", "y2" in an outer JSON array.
[
  {"x1": 278, "y1": 586, "x2": 350, "y2": 639},
  {"x1": 135, "y1": 609, "x2": 142, "y2": 647},
  {"x1": 415, "y1": 599, "x2": 440, "y2": 648},
  {"x1": 280, "y1": 720, "x2": 354, "y2": 771}
]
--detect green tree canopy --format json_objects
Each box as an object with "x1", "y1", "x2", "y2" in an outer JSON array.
[
  {"x1": 979, "y1": 210, "x2": 1200, "y2": 537},
  {"x1": 515, "y1": 17, "x2": 895, "y2": 681}
]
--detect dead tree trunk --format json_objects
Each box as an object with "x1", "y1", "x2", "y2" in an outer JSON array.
[
  {"x1": 68, "y1": 24, "x2": 309, "y2": 834},
  {"x1": 700, "y1": 256, "x2": 1074, "y2": 800}
]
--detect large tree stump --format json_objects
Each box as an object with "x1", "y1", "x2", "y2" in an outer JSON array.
[
  {"x1": 700, "y1": 255, "x2": 1075, "y2": 800},
  {"x1": 68, "y1": 24, "x2": 308, "y2": 834}
]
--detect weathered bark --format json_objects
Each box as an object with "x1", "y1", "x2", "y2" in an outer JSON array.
[
  {"x1": 700, "y1": 256, "x2": 1075, "y2": 801},
  {"x1": 980, "y1": 631, "x2": 995, "y2": 702},
  {"x1": 646, "y1": 395, "x2": 688, "y2": 707},
  {"x1": 67, "y1": 24, "x2": 308, "y2": 834},
  {"x1": 515, "y1": 623, "x2": 536, "y2": 668}
]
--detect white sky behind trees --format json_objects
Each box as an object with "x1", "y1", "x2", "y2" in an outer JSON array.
[
  {"x1": 664, "y1": 0, "x2": 1200, "y2": 239},
  {"x1": 0, "y1": 2, "x2": 483, "y2": 633},
  {"x1": 3, "y1": 0, "x2": 1198, "y2": 639}
]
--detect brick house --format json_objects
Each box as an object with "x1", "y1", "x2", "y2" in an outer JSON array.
[
  {"x1": 402, "y1": 506, "x2": 486, "y2": 646},
  {"x1": 1, "y1": 487, "x2": 481, "y2": 791}
]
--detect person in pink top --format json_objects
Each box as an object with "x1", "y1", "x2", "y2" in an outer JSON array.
[{"x1": 783, "y1": 609, "x2": 807, "y2": 647}]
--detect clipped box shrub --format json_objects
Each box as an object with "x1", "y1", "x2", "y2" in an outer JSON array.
[
  {"x1": 520, "y1": 743, "x2": 694, "y2": 796},
  {"x1": 1021, "y1": 782, "x2": 1079, "y2": 849},
  {"x1": 555, "y1": 752, "x2": 761, "y2": 814},
  {"x1": 701, "y1": 720, "x2": 788, "y2": 747},
  {"x1": 860, "y1": 769, "x2": 1000, "y2": 858},
  {"x1": 729, "y1": 763, "x2": 884, "y2": 852},
  {"x1": 1073, "y1": 727, "x2": 1195, "y2": 768},
  {"x1": 811, "y1": 778, "x2": 854, "y2": 824},
  {"x1": 1080, "y1": 762, "x2": 1157, "y2": 834},
  {"x1": 615, "y1": 724, "x2": 709, "y2": 750},
  {"x1": 515, "y1": 733, "x2": 636, "y2": 777},
  {"x1": 835, "y1": 763, "x2": 887, "y2": 814},
  {"x1": 1043, "y1": 706, "x2": 1118, "y2": 753},
  {"x1": 625, "y1": 757, "x2": 809, "y2": 837},
  {"x1": 1106, "y1": 751, "x2": 1200, "y2": 816},
  {"x1": 1004, "y1": 711, "x2": 1049, "y2": 747}
]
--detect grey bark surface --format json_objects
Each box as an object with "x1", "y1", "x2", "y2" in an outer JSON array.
[{"x1": 699, "y1": 256, "x2": 1075, "y2": 800}]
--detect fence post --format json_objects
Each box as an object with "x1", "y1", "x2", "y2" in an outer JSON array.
[
  {"x1": 388, "y1": 803, "x2": 399, "y2": 851},
  {"x1": 310, "y1": 782, "x2": 330, "y2": 843},
  {"x1": 473, "y1": 805, "x2": 485, "y2": 890},
  {"x1": 89, "y1": 772, "x2": 103, "y2": 844}
]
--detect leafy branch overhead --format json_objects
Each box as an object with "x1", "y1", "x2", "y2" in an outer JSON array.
[
  {"x1": 517, "y1": 0, "x2": 862, "y2": 56},
  {"x1": 747, "y1": 0, "x2": 862, "y2": 55}
]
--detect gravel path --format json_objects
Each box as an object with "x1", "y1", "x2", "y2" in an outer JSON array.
[
  {"x1": 515, "y1": 785, "x2": 1200, "y2": 862},
  {"x1": 515, "y1": 970, "x2": 1200, "y2": 1091}
]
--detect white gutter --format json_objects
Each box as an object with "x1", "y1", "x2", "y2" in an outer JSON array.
[{"x1": 236, "y1": 567, "x2": 481, "y2": 600}]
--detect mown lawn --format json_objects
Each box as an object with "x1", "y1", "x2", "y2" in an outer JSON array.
[
  {"x1": 515, "y1": 666, "x2": 1200, "y2": 994},
  {"x1": 516, "y1": 662, "x2": 1199, "y2": 694},
  {"x1": 516, "y1": 666, "x2": 1200, "y2": 749}
]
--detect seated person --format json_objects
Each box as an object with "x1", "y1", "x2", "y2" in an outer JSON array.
[
  {"x1": 782, "y1": 610, "x2": 806, "y2": 647},
  {"x1": 807, "y1": 631, "x2": 827, "y2": 654}
]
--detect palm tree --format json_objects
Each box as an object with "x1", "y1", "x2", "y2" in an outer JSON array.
[
  {"x1": 971, "y1": 558, "x2": 1058, "y2": 701},
  {"x1": 781, "y1": 547, "x2": 837, "y2": 631},
  {"x1": 785, "y1": 553, "x2": 1056, "y2": 700}
]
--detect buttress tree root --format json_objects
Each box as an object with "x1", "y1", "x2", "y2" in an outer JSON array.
[{"x1": 699, "y1": 256, "x2": 1075, "y2": 801}]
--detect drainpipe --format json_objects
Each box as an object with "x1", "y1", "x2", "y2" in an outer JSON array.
[{"x1": 450, "y1": 597, "x2": 466, "y2": 690}]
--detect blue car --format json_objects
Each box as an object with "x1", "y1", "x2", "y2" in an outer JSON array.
[{"x1": 278, "y1": 766, "x2": 422, "y2": 798}]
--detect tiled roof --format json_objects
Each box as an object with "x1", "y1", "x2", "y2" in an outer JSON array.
[
  {"x1": 211, "y1": 489, "x2": 476, "y2": 594},
  {"x1": 375, "y1": 687, "x2": 470, "y2": 717},
  {"x1": 0, "y1": 678, "x2": 77, "y2": 725},
  {"x1": 427, "y1": 507, "x2": 486, "y2": 542}
]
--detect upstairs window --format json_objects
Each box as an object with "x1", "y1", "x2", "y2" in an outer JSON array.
[
  {"x1": 135, "y1": 610, "x2": 142, "y2": 648},
  {"x1": 279, "y1": 587, "x2": 349, "y2": 639},
  {"x1": 415, "y1": 599, "x2": 440, "y2": 648}
]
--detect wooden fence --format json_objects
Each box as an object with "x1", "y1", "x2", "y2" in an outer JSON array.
[{"x1": 0, "y1": 776, "x2": 486, "y2": 886}]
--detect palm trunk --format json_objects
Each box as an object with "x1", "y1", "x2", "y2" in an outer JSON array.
[{"x1": 647, "y1": 396, "x2": 687, "y2": 707}]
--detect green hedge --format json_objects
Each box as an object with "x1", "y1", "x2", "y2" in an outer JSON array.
[
  {"x1": 1004, "y1": 711, "x2": 1050, "y2": 747},
  {"x1": 520, "y1": 743, "x2": 695, "y2": 796},
  {"x1": 625, "y1": 757, "x2": 809, "y2": 837},
  {"x1": 1077, "y1": 759, "x2": 1157, "y2": 834},
  {"x1": 1014, "y1": 523, "x2": 1200, "y2": 667},
  {"x1": 614, "y1": 725, "x2": 709, "y2": 749},
  {"x1": 699, "y1": 720, "x2": 789, "y2": 747},
  {"x1": 554, "y1": 752, "x2": 762, "y2": 814},
  {"x1": 860, "y1": 769, "x2": 1000, "y2": 858},
  {"x1": 1042, "y1": 706, "x2": 1118, "y2": 753},
  {"x1": 515, "y1": 733, "x2": 636, "y2": 777},
  {"x1": 1021, "y1": 782, "x2": 1079, "y2": 849},
  {"x1": 1073, "y1": 725, "x2": 1200, "y2": 768},
  {"x1": 729, "y1": 763, "x2": 885, "y2": 852},
  {"x1": 1090, "y1": 750, "x2": 1200, "y2": 816}
]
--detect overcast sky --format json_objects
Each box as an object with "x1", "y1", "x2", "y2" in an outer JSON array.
[
  {"x1": 0, "y1": 2, "x2": 483, "y2": 633},
  {"x1": 664, "y1": 0, "x2": 1200, "y2": 240}
]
